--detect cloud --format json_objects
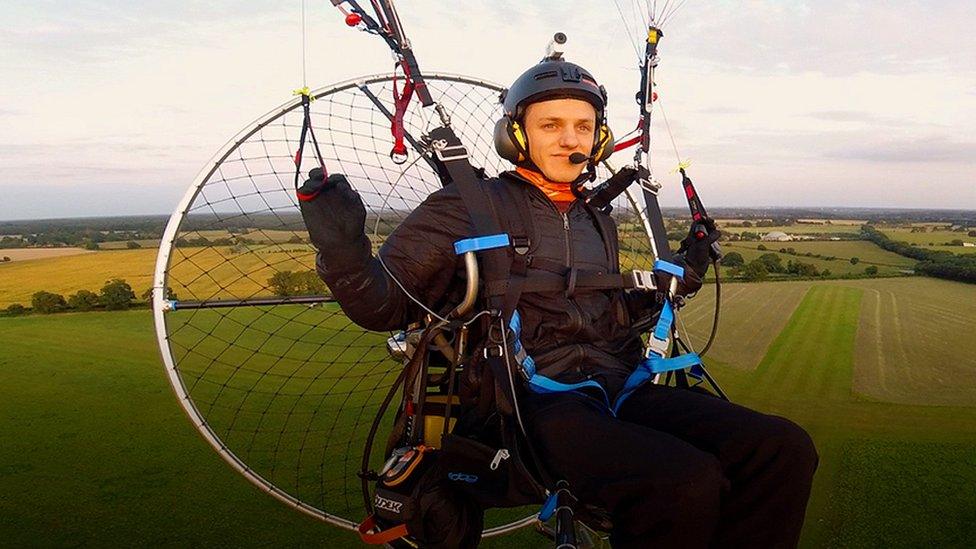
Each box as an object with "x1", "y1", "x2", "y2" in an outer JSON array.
[
  {"x1": 663, "y1": 1, "x2": 976, "y2": 77},
  {"x1": 826, "y1": 136, "x2": 976, "y2": 163},
  {"x1": 0, "y1": 0, "x2": 974, "y2": 216},
  {"x1": 696, "y1": 106, "x2": 749, "y2": 115}
]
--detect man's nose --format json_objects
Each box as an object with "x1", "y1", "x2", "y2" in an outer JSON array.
[{"x1": 558, "y1": 127, "x2": 581, "y2": 148}]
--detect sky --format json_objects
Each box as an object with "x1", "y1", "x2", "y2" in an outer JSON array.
[{"x1": 1, "y1": 0, "x2": 974, "y2": 220}]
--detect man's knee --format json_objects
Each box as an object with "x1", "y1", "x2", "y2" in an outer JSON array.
[
  {"x1": 755, "y1": 416, "x2": 819, "y2": 480},
  {"x1": 608, "y1": 454, "x2": 725, "y2": 546}
]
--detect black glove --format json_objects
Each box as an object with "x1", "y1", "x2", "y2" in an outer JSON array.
[
  {"x1": 297, "y1": 169, "x2": 368, "y2": 251},
  {"x1": 677, "y1": 218, "x2": 721, "y2": 277}
]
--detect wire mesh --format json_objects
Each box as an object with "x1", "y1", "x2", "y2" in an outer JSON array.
[{"x1": 155, "y1": 73, "x2": 657, "y2": 530}]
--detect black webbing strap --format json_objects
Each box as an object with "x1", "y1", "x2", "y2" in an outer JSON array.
[
  {"x1": 486, "y1": 270, "x2": 652, "y2": 296},
  {"x1": 585, "y1": 166, "x2": 639, "y2": 211},
  {"x1": 426, "y1": 126, "x2": 523, "y2": 416},
  {"x1": 637, "y1": 166, "x2": 674, "y2": 263}
]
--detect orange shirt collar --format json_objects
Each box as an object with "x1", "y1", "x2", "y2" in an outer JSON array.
[{"x1": 515, "y1": 167, "x2": 576, "y2": 211}]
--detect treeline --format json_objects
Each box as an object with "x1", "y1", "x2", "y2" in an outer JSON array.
[
  {"x1": 266, "y1": 270, "x2": 330, "y2": 297},
  {"x1": 720, "y1": 250, "x2": 882, "y2": 282},
  {"x1": 721, "y1": 251, "x2": 843, "y2": 281},
  {"x1": 2, "y1": 280, "x2": 176, "y2": 316},
  {"x1": 862, "y1": 225, "x2": 976, "y2": 284},
  {"x1": 0, "y1": 229, "x2": 158, "y2": 249}
]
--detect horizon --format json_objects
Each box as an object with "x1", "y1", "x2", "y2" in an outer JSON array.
[{"x1": 3, "y1": 204, "x2": 976, "y2": 225}]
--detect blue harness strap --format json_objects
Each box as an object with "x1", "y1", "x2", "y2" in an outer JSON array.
[
  {"x1": 612, "y1": 259, "x2": 705, "y2": 414},
  {"x1": 454, "y1": 234, "x2": 511, "y2": 255},
  {"x1": 510, "y1": 311, "x2": 611, "y2": 410},
  {"x1": 538, "y1": 490, "x2": 559, "y2": 521}
]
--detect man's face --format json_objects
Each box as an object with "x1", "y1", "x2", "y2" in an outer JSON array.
[{"x1": 522, "y1": 98, "x2": 597, "y2": 183}]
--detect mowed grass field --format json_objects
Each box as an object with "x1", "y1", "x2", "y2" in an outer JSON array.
[{"x1": 2, "y1": 277, "x2": 975, "y2": 547}]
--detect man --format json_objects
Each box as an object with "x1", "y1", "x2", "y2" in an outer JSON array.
[{"x1": 299, "y1": 58, "x2": 818, "y2": 548}]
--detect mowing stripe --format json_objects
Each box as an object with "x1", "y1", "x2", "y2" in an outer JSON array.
[{"x1": 750, "y1": 285, "x2": 863, "y2": 406}]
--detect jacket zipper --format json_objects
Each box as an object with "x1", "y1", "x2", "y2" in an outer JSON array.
[
  {"x1": 506, "y1": 171, "x2": 586, "y2": 335},
  {"x1": 561, "y1": 211, "x2": 586, "y2": 336}
]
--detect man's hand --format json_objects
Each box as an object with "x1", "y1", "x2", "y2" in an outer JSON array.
[
  {"x1": 297, "y1": 169, "x2": 368, "y2": 250},
  {"x1": 677, "y1": 218, "x2": 721, "y2": 277}
]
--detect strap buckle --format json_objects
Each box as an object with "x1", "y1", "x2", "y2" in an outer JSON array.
[
  {"x1": 483, "y1": 344, "x2": 505, "y2": 359},
  {"x1": 646, "y1": 336, "x2": 670, "y2": 357},
  {"x1": 631, "y1": 270, "x2": 657, "y2": 291},
  {"x1": 433, "y1": 143, "x2": 469, "y2": 162}
]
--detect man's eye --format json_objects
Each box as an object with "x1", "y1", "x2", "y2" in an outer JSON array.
[
  {"x1": 543, "y1": 123, "x2": 557, "y2": 130},
  {"x1": 578, "y1": 125, "x2": 593, "y2": 132}
]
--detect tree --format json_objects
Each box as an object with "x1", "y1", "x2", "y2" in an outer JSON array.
[
  {"x1": 5, "y1": 303, "x2": 27, "y2": 316},
  {"x1": 787, "y1": 261, "x2": 820, "y2": 277},
  {"x1": 84, "y1": 241, "x2": 100, "y2": 250},
  {"x1": 757, "y1": 253, "x2": 784, "y2": 273},
  {"x1": 722, "y1": 251, "x2": 745, "y2": 268},
  {"x1": 140, "y1": 287, "x2": 178, "y2": 302},
  {"x1": 31, "y1": 291, "x2": 67, "y2": 314},
  {"x1": 950, "y1": 239, "x2": 964, "y2": 246},
  {"x1": 67, "y1": 290, "x2": 100, "y2": 311},
  {"x1": 268, "y1": 271, "x2": 302, "y2": 297},
  {"x1": 741, "y1": 260, "x2": 769, "y2": 281},
  {"x1": 2, "y1": 256, "x2": 9, "y2": 262},
  {"x1": 296, "y1": 270, "x2": 328, "y2": 295},
  {"x1": 667, "y1": 230, "x2": 687, "y2": 242},
  {"x1": 756, "y1": 244, "x2": 767, "y2": 251},
  {"x1": 968, "y1": 230, "x2": 976, "y2": 238},
  {"x1": 849, "y1": 257, "x2": 860, "y2": 265},
  {"x1": 126, "y1": 241, "x2": 142, "y2": 249},
  {"x1": 100, "y1": 279, "x2": 136, "y2": 310},
  {"x1": 864, "y1": 265, "x2": 879, "y2": 276}
]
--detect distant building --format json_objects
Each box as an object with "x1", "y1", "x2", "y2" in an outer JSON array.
[
  {"x1": 963, "y1": 242, "x2": 976, "y2": 248},
  {"x1": 761, "y1": 231, "x2": 793, "y2": 242}
]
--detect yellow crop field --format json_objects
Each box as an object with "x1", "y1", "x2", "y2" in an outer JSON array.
[
  {"x1": 0, "y1": 245, "x2": 321, "y2": 307},
  {"x1": 0, "y1": 247, "x2": 94, "y2": 261},
  {"x1": 0, "y1": 249, "x2": 156, "y2": 307}
]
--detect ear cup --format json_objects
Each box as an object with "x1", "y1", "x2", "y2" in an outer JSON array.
[
  {"x1": 493, "y1": 117, "x2": 528, "y2": 163},
  {"x1": 591, "y1": 124, "x2": 615, "y2": 163}
]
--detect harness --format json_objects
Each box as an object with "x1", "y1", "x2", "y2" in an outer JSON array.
[{"x1": 435, "y1": 140, "x2": 705, "y2": 416}]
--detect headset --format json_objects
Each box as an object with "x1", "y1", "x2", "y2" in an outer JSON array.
[{"x1": 493, "y1": 60, "x2": 615, "y2": 167}]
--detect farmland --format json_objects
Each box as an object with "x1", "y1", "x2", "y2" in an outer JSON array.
[
  {"x1": 0, "y1": 249, "x2": 158, "y2": 307},
  {"x1": 0, "y1": 247, "x2": 94, "y2": 261},
  {"x1": 721, "y1": 240, "x2": 915, "y2": 276},
  {"x1": 0, "y1": 245, "x2": 320, "y2": 307},
  {"x1": 2, "y1": 276, "x2": 975, "y2": 547},
  {"x1": 879, "y1": 226, "x2": 976, "y2": 254}
]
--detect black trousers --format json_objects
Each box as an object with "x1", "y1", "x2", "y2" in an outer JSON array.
[{"x1": 521, "y1": 383, "x2": 819, "y2": 549}]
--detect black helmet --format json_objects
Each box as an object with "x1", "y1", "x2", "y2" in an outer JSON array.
[{"x1": 494, "y1": 59, "x2": 614, "y2": 166}]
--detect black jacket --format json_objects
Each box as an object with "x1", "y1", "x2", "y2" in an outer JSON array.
[{"x1": 311, "y1": 171, "x2": 670, "y2": 397}]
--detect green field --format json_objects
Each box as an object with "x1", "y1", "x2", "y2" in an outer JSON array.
[
  {"x1": 880, "y1": 227, "x2": 976, "y2": 247},
  {"x1": 720, "y1": 222, "x2": 864, "y2": 236},
  {"x1": 2, "y1": 276, "x2": 975, "y2": 547},
  {"x1": 730, "y1": 240, "x2": 916, "y2": 266}
]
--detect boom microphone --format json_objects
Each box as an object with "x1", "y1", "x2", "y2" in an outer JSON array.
[{"x1": 569, "y1": 152, "x2": 591, "y2": 164}]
